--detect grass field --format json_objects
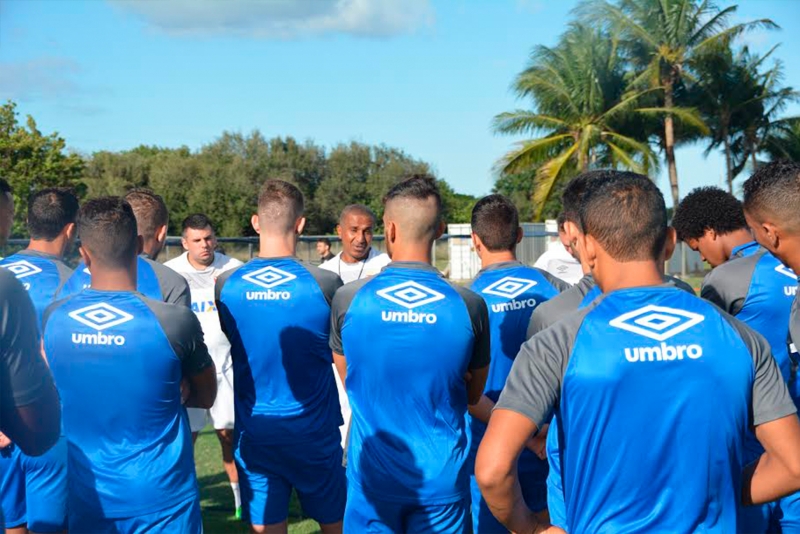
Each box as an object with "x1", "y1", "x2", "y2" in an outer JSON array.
[{"x1": 194, "y1": 428, "x2": 321, "y2": 534}]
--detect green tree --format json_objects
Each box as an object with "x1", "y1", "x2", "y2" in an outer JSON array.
[
  {"x1": 0, "y1": 101, "x2": 85, "y2": 236},
  {"x1": 763, "y1": 118, "x2": 800, "y2": 162},
  {"x1": 582, "y1": 0, "x2": 774, "y2": 206},
  {"x1": 493, "y1": 24, "x2": 658, "y2": 219}
]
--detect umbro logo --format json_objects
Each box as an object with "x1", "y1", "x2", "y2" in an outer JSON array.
[
  {"x1": 775, "y1": 265, "x2": 798, "y2": 280},
  {"x1": 243, "y1": 266, "x2": 295, "y2": 301},
  {"x1": 377, "y1": 281, "x2": 444, "y2": 324},
  {"x1": 69, "y1": 303, "x2": 133, "y2": 346},
  {"x1": 2, "y1": 260, "x2": 42, "y2": 279},
  {"x1": 610, "y1": 305, "x2": 705, "y2": 362},
  {"x1": 482, "y1": 277, "x2": 537, "y2": 299}
]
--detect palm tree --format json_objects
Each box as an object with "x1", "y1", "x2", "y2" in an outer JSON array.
[
  {"x1": 762, "y1": 118, "x2": 800, "y2": 162},
  {"x1": 581, "y1": 0, "x2": 776, "y2": 206},
  {"x1": 493, "y1": 25, "x2": 658, "y2": 219}
]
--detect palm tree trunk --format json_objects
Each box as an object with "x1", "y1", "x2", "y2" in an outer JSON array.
[
  {"x1": 723, "y1": 126, "x2": 733, "y2": 194},
  {"x1": 663, "y1": 78, "x2": 680, "y2": 207},
  {"x1": 750, "y1": 147, "x2": 758, "y2": 172}
]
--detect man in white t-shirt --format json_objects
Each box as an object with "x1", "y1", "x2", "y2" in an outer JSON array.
[
  {"x1": 165, "y1": 213, "x2": 243, "y2": 519},
  {"x1": 533, "y1": 213, "x2": 582, "y2": 285},
  {"x1": 320, "y1": 205, "x2": 390, "y2": 449}
]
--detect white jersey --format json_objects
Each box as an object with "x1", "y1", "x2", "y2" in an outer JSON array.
[
  {"x1": 319, "y1": 247, "x2": 391, "y2": 284},
  {"x1": 165, "y1": 252, "x2": 242, "y2": 372},
  {"x1": 533, "y1": 243, "x2": 583, "y2": 285}
]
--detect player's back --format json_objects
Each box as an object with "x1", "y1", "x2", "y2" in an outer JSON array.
[
  {"x1": 532, "y1": 286, "x2": 780, "y2": 532},
  {"x1": 59, "y1": 256, "x2": 190, "y2": 306},
  {"x1": 43, "y1": 290, "x2": 198, "y2": 518},
  {"x1": 332, "y1": 262, "x2": 488, "y2": 503},
  {"x1": 215, "y1": 257, "x2": 342, "y2": 443},
  {"x1": 0, "y1": 251, "x2": 72, "y2": 329}
]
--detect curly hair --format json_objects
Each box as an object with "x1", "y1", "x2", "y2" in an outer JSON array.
[{"x1": 671, "y1": 187, "x2": 747, "y2": 241}]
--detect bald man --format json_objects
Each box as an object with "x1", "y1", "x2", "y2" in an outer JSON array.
[
  {"x1": 320, "y1": 205, "x2": 390, "y2": 284},
  {"x1": 330, "y1": 175, "x2": 490, "y2": 533}
]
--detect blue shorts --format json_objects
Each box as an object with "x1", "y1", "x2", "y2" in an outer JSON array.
[
  {"x1": 235, "y1": 430, "x2": 346, "y2": 526},
  {"x1": 69, "y1": 494, "x2": 201, "y2": 534},
  {"x1": 0, "y1": 437, "x2": 68, "y2": 532},
  {"x1": 345, "y1": 484, "x2": 470, "y2": 534},
  {"x1": 469, "y1": 471, "x2": 547, "y2": 534}
]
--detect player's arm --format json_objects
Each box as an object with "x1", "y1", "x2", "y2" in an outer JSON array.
[
  {"x1": 1, "y1": 283, "x2": 61, "y2": 456},
  {"x1": 745, "y1": 415, "x2": 800, "y2": 505},
  {"x1": 464, "y1": 291, "x2": 491, "y2": 405},
  {"x1": 333, "y1": 352, "x2": 347, "y2": 385},
  {"x1": 329, "y1": 281, "x2": 351, "y2": 385}
]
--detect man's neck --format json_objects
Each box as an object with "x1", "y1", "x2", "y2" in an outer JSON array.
[
  {"x1": 258, "y1": 234, "x2": 296, "y2": 259},
  {"x1": 387, "y1": 241, "x2": 433, "y2": 264},
  {"x1": 26, "y1": 238, "x2": 64, "y2": 259},
  {"x1": 187, "y1": 253, "x2": 214, "y2": 271},
  {"x1": 722, "y1": 229, "x2": 755, "y2": 260},
  {"x1": 89, "y1": 267, "x2": 137, "y2": 292},
  {"x1": 480, "y1": 249, "x2": 516, "y2": 269},
  {"x1": 341, "y1": 248, "x2": 370, "y2": 264},
  {"x1": 596, "y1": 260, "x2": 664, "y2": 293}
]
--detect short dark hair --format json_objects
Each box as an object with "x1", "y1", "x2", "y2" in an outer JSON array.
[
  {"x1": 580, "y1": 172, "x2": 667, "y2": 262},
  {"x1": 77, "y1": 197, "x2": 138, "y2": 269},
  {"x1": 471, "y1": 194, "x2": 519, "y2": 252},
  {"x1": 672, "y1": 187, "x2": 747, "y2": 241},
  {"x1": 257, "y1": 180, "x2": 304, "y2": 232},
  {"x1": 27, "y1": 188, "x2": 79, "y2": 241},
  {"x1": 383, "y1": 174, "x2": 442, "y2": 212},
  {"x1": 0, "y1": 178, "x2": 11, "y2": 197},
  {"x1": 562, "y1": 170, "x2": 619, "y2": 229},
  {"x1": 182, "y1": 213, "x2": 215, "y2": 235},
  {"x1": 317, "y1": 237, "x2": 331, "y2": 246},
  {"x1": 124, "y1": 188, "x2": 168, "y2": 238},
  {"x1": 339, "y1": 204, "x2": 376, "y2": 225},
  {"x1": 743, "y1": 160, "x2": 800, "y2": 230}
]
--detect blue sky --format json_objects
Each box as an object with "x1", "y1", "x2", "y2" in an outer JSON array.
[{"x1": 1, "y1": 0, "x2": 798, "y2": 207}]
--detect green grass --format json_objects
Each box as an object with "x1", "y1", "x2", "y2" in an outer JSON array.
[{"x1": 194, "y1": 428, "x2": 321, "y2": 534}]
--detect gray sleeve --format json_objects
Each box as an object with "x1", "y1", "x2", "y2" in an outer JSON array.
[
  {"x1": 329, "y1": 278, "x2": 370, "y2": 355},
  {"x1": 149, "y1": 260, "x2": 191, "y2": 308},
  {"x1": 666, "y1": 275, "x2": 696, "y2": 296},
  {"x1": 526, "y1": 285, "x2": 585, "y2": 339},
  {"x1": 791, "y1": 293, "x2": 800, "y2": 352},
  {"x1": 535, "y1": 268, "x2": 573, "y2": 293},
  {"x1": 496, "y1": 307, "x2": 589, "y2": 427},
  {"x1": 0, "y1": 270, "x2": 54, "y2": 409},
  {"x1": 720, "y1": 312, "x2": 797, "y2": 426},
  {"x1": 142, "y1": 296, "x2": 214, "y2": 376},
  {"x1": 699, "y1": 257, "x2": 756, "y2": 315},
  {"x1": 451, "y1": 283, "x2": 491, "y2": 370},
  {"x1": 304, "y1": 263, "x2": 344, "y2": 306}
]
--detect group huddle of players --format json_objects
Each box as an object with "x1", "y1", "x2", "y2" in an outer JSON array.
[{"x1": 1, "y1": 161, "x2": 800, "y2": 534}]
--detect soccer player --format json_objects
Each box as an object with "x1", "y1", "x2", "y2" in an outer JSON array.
[
  {"x1": 165, "y1": 213, "x2": 243, "y2": 518},
  {"x1": 467, "y1": 194, "x2": 569, "y2": 533},
  {"x1": 0, "y1": 188, "x2": 78, "y2": 534},
  {"x1": 330, "y1": 175, "x2": 490, "y2": 533},
  {"x1": 673, "y1": 185, "x2": 799, "y2": 532},
  {"x1": 59, "y1": 188, "x2": 190, "y2": 306},
  {"x1": 317, "y1": 238, "x2": 335, "y2": 263},
  {"x1": 532, "y1": 214, "x2": 582, "y2": 285},
  {"x1": 215, "y1": 180, "x2": 346, "y2": 533},
  {"x1": 43, "y1": 197, "x2": 216, "y2": 531},
  {"x1": 320, "y1": 204, "x2": 390, "y2": 284},
  {"x1": 476, "y1": 172, "x2": 800, "y2": 533}
]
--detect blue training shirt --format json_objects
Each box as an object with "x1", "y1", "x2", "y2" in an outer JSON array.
[
  {"x1": 330, "y1": 261, "x2": 491, "y2": 504},
  {"x1": 468, "y1": 261, "x2": 566, "y2": 476},
  {"x1": 499, "y1": 285, "x2": 795, "y2": 533},
  {"x1": 0, "y1": 250, "x2": 72, "y2": 331},
  {"x1": 215, "y1": 257, "x2": 344, "y2": 444},
  {"x1": 58, "y1": 255, "x2": 191, "y2": 307},
  {"x1": 42, "y1": 290, "x2": 213, "y2": 519}
]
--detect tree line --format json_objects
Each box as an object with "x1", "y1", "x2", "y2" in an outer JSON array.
[
  {"x1": 1, "y1": 101, "x2": 476, "y2": 238},
  {"x1": 494, "y1": 0, "x2": 800, "y2": 219}
]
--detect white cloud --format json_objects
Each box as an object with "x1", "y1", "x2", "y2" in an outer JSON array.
[{"x1": 112, "y1": 0, "x2": 434, "y2": 39}]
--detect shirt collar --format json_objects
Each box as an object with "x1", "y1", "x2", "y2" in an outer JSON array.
[{"x1": 731, "y1": 241, "x2": 759, "y2": 259}]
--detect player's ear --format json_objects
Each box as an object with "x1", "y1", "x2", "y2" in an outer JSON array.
[
  {"x1": 385, "y1": 220, "x2": 397, "y2": 244},
  {"x1": 764, "y1": 222, "x2": 781, "y2": 250},
  {"x1": 64, "y1": 222, "x2": 76, "y2": 243},
  {"x1": 78, "y1": 246, "x2": 91, "y2": 269},
  {"x1": 435, "y1": 219, "x2": 446, "y2": 240},
  {"x1": 250, "y1": 214, "x2": 260, "y2": 235},
  {"x1": 579, "y1": 233, "x2": 595, "y2": 268},
  {"x1": 516, "y1": 226, "x2": 523, "y2": 244},
  {"x1": 156, "y1": 224, "x2": 168, "y2": 244},
  {"x1": 335, "y1": 224, "x2": 343, "y2": 239},
  {"x1": 471, "y1": 233, "x2": 483, "y2": 255},
  {"x1": 296, "y1": 217, "x2": 306, "y2": 236},
  {"x1": 563, "y1": 220, "x2": 580, "y2": 249},
  {"x1": 663, "y1": 227, "x2": 677, "y2": 262},
  {"x1": 181, "y1": 237, "x2": 189, "y2": 251}
]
